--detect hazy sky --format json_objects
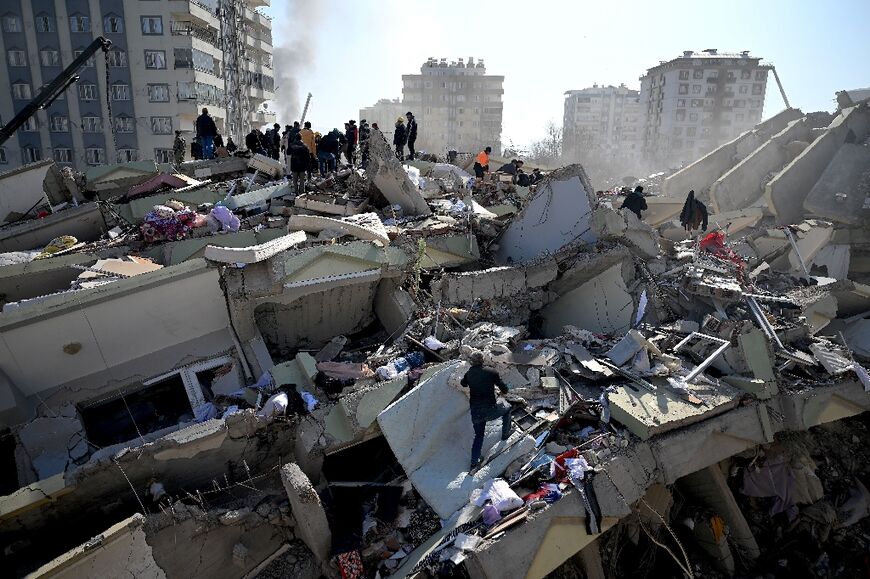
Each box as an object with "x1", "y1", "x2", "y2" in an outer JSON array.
[{"x1": 263, "y1": 0, "x2": 869, "y2": 147}]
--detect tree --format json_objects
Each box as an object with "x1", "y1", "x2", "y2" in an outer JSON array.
[{"x1": 528, "y1": 121, "x2": 563, "y2": 165}]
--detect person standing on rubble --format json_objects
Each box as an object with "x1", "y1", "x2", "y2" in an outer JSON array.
[
  {"x1": 394, "y1": 117, "x2": 407, "y2": 161},
  {"x1": 345, "y1": 120, "x2": 358, "y2": 166},
  {"x1": 226, "y1": 137, "x2": 237, "y2": 154},
  {"x1": 620, "y1": 185, "x2": 648, "y2": 220},
  {"x1": 406, "y1": 111, "x2": 418, "y2": 160},
  {"x1": 268, "y1": 123, "x2": 282, "y2": 160},
  {"x1": 473, "y1": 146, "x2": 492, "y2": 179},
  {"x1": 173, "y1": 131, "x2": 186, "y2": 166},
  {"x1": 195, "y1": 108, "x2": 218, "y2": 160},
  {"x1": 679, "y1": 190, "x2": 709, "y2": 232},
  {"x1": 359, "y1": 120, "x2": 371, "y2": 169},
  {"x1": 461, "y1": 351, "x2": 513, "y2": 471},
  {"x1": 288, "y1": 135, "x2": 310, "y2": 196},
  {"x1": 299, "y1": 122, "x2": 317, "y2": 178}
]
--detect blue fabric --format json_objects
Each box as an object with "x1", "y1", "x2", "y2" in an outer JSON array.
[{"x1": 200, "y1": 135, "x2": 215, "y2": 159}]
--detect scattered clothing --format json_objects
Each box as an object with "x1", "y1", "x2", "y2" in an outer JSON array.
[{"x1": 621, "y1": 188, "x2": 647, "y2": 219}]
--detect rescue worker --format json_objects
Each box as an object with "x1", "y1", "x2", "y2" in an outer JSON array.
[
  {"x1": 173, "y1": 131, "x2": 186, "y2": 165},
  {"x1": 406, "y1": 111, "x2": 418, "y2": 160},
  {"x1": 473, "y1": 146, "x2": 492, "y2": 179},
  {"x1": 288, "y1": 135, "x2": 310, "y2": 196},
  {"x1": 299, "y1": 121, "x2": 317, "y2": 179},
  {"x1": 345, "y1": 120, "x2": 358, "y2": 166},
  {"x1": 394, "y1": 117, "x2": 407, "y2": 161},
  {"x1": 195, "y1": 108, "x2": 218, "y2": 160},
  {"x1": 461, "y1": 351, "x2": 513, "y2": 470},
  {"x1": 620, "y1": 185, "x2": 648, "y2": 220}
]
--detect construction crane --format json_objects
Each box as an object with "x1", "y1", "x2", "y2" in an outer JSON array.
[
  {"x1": 770, "y1": 66, "x2": 791, "y2": 109},
  {"x1": 301, "y1": 93, "x2": 313, "y2": 123},
  {"x1": 0, "y1": 37, "x2": 112, "y2": 146}
]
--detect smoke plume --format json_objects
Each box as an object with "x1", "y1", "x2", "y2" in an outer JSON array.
[{"x1": 270, "y1": 0, "x2": 320, "y2": 123}]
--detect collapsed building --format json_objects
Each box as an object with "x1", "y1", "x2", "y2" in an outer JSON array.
[{"x1": 0, "y1": 108, "x2": 869, "y2": 579}]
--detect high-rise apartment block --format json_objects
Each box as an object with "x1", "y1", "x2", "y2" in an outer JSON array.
[
  {"x1": 0, "y1": 0, "x2": 275, "y2": 170},
  {"x1": 639, "y1": 49, "x2": 770, "y2": 164},
  {"x1": 562, "y1": 84, "x2": 642, "y2": 161},
  {"x1": 400, "y1": 57, "x2": 503, "y2": 155}
]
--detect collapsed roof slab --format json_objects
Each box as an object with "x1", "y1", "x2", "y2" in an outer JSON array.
[
  {"x1": 494, "y1": 164, "x2": 597, "y2": 265},
  {"x1": 376, "y1": 361, "x2": 536, "y2": 519},
  {"x1": 287, "y1": 213, "x2": 390, "y2": 244},
  {"x1": 204, "y1": 231, "x2": 307, "y2": 264},
  {"x1": 366, "y1": 130, "x2": 431, "y2": 216},
  {"x1": 767, "y1": 103, "x2": 870, "y2": 225},
  {"x1": 0, "y1": 203, "x2": 106, "y2": 253},
  {"x1": 803, "y1": 143, "x2": 870, "y2": 225},
  {"x1": 0, "y1": 160, "x2": 55, "y2": 226},
  {"x1": 709, "y1": 114, "x2": 830, "y2": 213},
  {"x1": 663, "y1": 108, "x2": 804, "y2": 199}
]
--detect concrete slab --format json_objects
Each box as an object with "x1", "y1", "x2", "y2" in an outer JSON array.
[
  {"x1": 366, "y1": 130, "x2": 431, "y2": 216},
  {"x1": 270, "y1": 353, "x2": 317, "y2": 390},
  {"x1": 287, "y1": 212, "x2": 390, "y2": 244},
  {"x1": 280, "y1": 462, "x2": 331, "y2": 563},
  {"x1": 494, "y1": 165, "x2": 597, "y2": 264},
  {"x1": 376, "y1": 361, "x2": 535, "y2": 519},
  {"x1": 204, "y1": 231, "x2": 307, "y2": 264},
  {"x1": 541, "y1": 263, "x2": 634, "y2": 337},
  {"x1": 607, "y1": 379, "x2": 740, "y2": 441},
  {"x1": 0, "y1": 160, "x2": 54, "y2": 225},
  {"x1": 803, "y1": 143, "x2": 870, "y2": 225},
  {"x1": 0, "y1": 203, "x2": 106, "y2": 253}
]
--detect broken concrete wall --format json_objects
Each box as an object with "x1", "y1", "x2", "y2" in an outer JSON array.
[
  {"x1": 374, "y1": 278, "x2": 417, "y2": 337},
  {"x1": 494, "y1": 165, "x2": 597, "y2": 265},
  {"x1": 802, "y1": 143, "x2": 870, "y2": 225},
  {"x1": 0, "y1": 203, "x2": 106, "y2": 253},
  {"x1": 766, "y1": 104, "x2": 870, "y2": 225},
  {"x1": 709, "y1": 114, "x2": 828, "y2": 213},
  {"x1": 280, "y1": 462, "x2": 331, "y2": 563},
  {"x1": 0, "y1": 160, "x2": 54, "y2": 225},
  {"x1": 663, "y1": 108, "x2": 804, "y2": 199},
  {"x1": 366, "y1": 130, "x2": 431, "y2": 216},
  {"x1": 0, "y1": 253, "x2": 97, "y2": 305},
  {"x1": 432, "y1": 258, "x2": 558, "y2": 305},
  {"x1": 0, "y1": 259, "x2": 235, "y2": 421}
]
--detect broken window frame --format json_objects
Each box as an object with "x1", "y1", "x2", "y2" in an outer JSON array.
[{"x1": 143, "y1": 355, "x2": 236, "y2": 412}]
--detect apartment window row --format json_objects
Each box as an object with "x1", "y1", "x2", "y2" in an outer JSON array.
[{"x1": 8, "y1": 47, "x2": 128, "y2": 68}]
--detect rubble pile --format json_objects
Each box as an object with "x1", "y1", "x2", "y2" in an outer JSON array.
[{"x1": 0, "y1": 105, "x2": 869, "y2": 579}]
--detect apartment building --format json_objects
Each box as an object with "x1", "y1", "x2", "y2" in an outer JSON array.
[
  {"x1": 639, "y1": 49, "x2": 770, "y2": 165},
  {"x1": 0, "y1": 0, "x2": 274, "y2": 171},
  {"x1": 401, "y1": 57, "x2": 504, "y2": 155},
  {"x1": 562, "y1": 84, "x2": 642, "y2": 162},
  {"x1": 358, "y1": 98, "x2": 406, "y2": 138}
]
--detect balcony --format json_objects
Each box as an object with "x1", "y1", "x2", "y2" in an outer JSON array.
[
  {"x1": 244, "y1": 7, "x2": 271, "y2": 27},
  {"x1": 170, "y1": 21, "x2": 219, "y2": 49},
  {"x1": 246, "y1": 31, "x2": 272, "y2": 53},
  {"x1": 246, "y1": 0, "x2": 270, "y2": 7},
  {"x1": 178, "y1": 1, "x2": 220, "y2": 29},
  {"x1": 250, "y1": 110, "x2": 276, "y2": 125}
]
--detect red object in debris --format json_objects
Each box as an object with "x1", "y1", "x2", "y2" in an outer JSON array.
[
  {"x1": 699, "y1": 230, "x2": 746, "y2": 281},
  {"x1": 552, "y1": 448, "x2": 581, "y2": 482},
  {"x1": 699, "y1": 231, "x2": 725, "y2": 251},
  {"x1": 36, "y1": 210, "x2": 50, "y2": 219}
]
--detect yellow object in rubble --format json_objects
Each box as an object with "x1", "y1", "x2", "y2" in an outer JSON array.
[{"x1": 35, "y1": 235, "x2": 79, "y2": 260}]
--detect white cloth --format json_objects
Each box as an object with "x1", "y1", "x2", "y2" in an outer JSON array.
[
  {"x1": 257, "y1": 392, "x2": 288, "y2": 420},
  {"x1": 471, "y1": 478, "x2": 523, "y2": 513}
]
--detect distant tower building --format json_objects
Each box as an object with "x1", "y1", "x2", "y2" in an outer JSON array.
[
  {"x1": 0, "y1": 0, "x2": 275, "y2": 170},
  {"x1": 639, "y1": 49, "x2": 770, "y2": 165},
  {"x1": 562, "y1": 84, "x2": 642, "y2": 162},
  {"x1": 358, "y1": 98, "x2": 406, "y2": 137},
  {"x1": 401, "y1": 57, "x2": 504, "y2": 155}
]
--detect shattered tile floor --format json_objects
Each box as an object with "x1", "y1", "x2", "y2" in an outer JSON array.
[{"x1": 0, "y1": 111, "x2": 869, "y2": 579}]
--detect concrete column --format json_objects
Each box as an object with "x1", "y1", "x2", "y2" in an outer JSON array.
[
  {"x1": 572, "y1": 539, "x2": 606, "y2": 579},
  {"x1": 678, "y1": 464, "x2": 761, "y2": 560},
  {"x1": 280, "y1": 462, "x2": 331, "y2": 564}
]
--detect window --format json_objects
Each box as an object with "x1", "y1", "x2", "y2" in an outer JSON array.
[
  {"x1": 457, "y1": 95, "x2": 465, "y2": 102},
  {"x1": 53, "y1": 148, "x2": 73, "y2": 163},
  {"x1": 107, "y1": 50, "x2": 127, "y2": 67},
  {"x1": 8, "y1": 50, "x2": 26, "y2": 67},
  {"x1": 81, "y1": 116, "x2": 102, "y2": 132},
  {"x1": 0, "y1": 148, "x2": 6, "y2": 163},
  {"x1": 21, "y1": 117, "x2": 38, "y2": 132},
  {"x1": 679, "y1": 70, "x2": 689, "y2": 80},
  {"x1": 117, "y1": 149, "x2": 138, "y2": 162},
  {"x1": 174, "y1": 48, "x2": 192, "y2": 69},
  {"x1": 69, "y1": 15, "x2": 90, "y2": 33},
  {"x1": 12, "y1": 83, "x2": 31, "y2": 100},
  {"x1": 50, "y1": 115, "x2": 69, "y2": 132},
  {"x1": 692, "y1": 85, "x2": 701, "y2": 94},
  {"x1": 741, "y1": 70, "x2": 751, "y2": 79},
  {"x1": 22, "y1": 147, "x2": 42, "y2": 163},
  {"x1": 151, "y1": 116, "x2": 172, "y2": 134},
  {"x1": 676, "y1": 99, "x2": 686, "y2": 107},
  {"x1": 78, "y1": 83, "x2": 97, "y2": 101},
  {"x1": 693, "y1": 70, "x2": 703, "y2": 79},
  {"x1": 424, "y1": 81, "x2": 432, "y2": 89},
  {"x1": 111, "y1": 83, "x2": 130, "y2": 101},
  {"x1": 678, "y1": 84, "x2": 688, "y2": 95},
  {"x1": 673, "y1": 126, "x2": 683, "y2": 135},
  {"x1": 114, "y1": 116, "x2": 135, "y2": 133},
  {"x1": 736, "y1": 113, "x2": 745, "y2": 122},
  {"x1": 675, "y1": 110, "x2": 686, "y2": 122},
  {"x1": 144, "y1": 50, "x2": 166, "y2": 69},
  {"x1": 2, "y1": 15, "x2": 22, "y2": 33},
  {"x1": 755, "y1": 70, "x2": 766, "y2": 81},
  {"x1": 104, "y1": 15, "x2": 123, "y2": 33},
  {"x1": 686, "y1": 126, "x2": 697, "y2": 137},
  {"x1": 141, "y1": 16, "x2": 163, "y2": 35},
  {"x1": 40, "y1": 49, "x2": 61, "y2": 67},
  {"x1": 85, "y1": 148, "x2": 105, "y2": 165},
  {"x1": 739, "y1": 85, "x2": 748, "y2": 94},
  {"x1": 147, "y1": 84, "x2": 170, "y2": 102},
  {"x1": 73, "y1": 49, "x2": 96, "y2": 67},
  {"x1": 752, "y1": 84, "x2": 764, "y2": 95},
  {"x1": 689, "y1": 112, "x2": 699, "y2": 122},
  {"x1": 36, "y1": 14, "x2": 55, "y2": 32},
  {"x1": 734, "y1": 99, "x2": 746, "y2": 108},
  {"x1": 154, "y1": 148, "x2": 173, "y2": 164}
]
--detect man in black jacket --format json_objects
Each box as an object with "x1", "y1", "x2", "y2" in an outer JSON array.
[
  {"x1": 393, "y1": 117, "x2": 407, "y2": 161},
  {"x1": 461, "y1": 351, "x2": 513, "y2": 470},
  {"x1": 288, "y1": 136, "x2": 310, "y2": 195},
  {"x1": 345, "y1": 120, "x2": 358, "y2": 166},
  {"x1": 405, "y1": 111, "x2": 418, "y2": 160},
  {"x1": 195, "y1": 108, "x2": 218, "y2": 159},
  {"x1": 620, "y1": 185, "x2": 648, "y2": 220}
]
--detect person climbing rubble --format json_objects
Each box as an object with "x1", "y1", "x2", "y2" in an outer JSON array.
[
  {"x1": 461, "y1": 350, "x2": 513, "y2": 471},
  {"x1": 620, "y1": 185, "x2": 648, "y2": 219},
  {"x1": 473, "y1": 146, "x2": 492, "y2": 179},
  {"x1": 679, "y1": 189, "x2": 709, "y2": 232}
]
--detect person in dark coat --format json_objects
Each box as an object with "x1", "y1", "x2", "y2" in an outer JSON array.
[
  {"x1": 288, "y1": 136, "x2": 310, "y2": 195},
  {"x1": 393, "y1": 117, "x2": 407, "y2": 161},
  {"x1": 268, "y1": 123, "x2": 281, "y2": 159},
  {"x1": 405, "y1": 111, "x2": 418, "y2": 160},
  {"x1": 195, "y1": 108, "x2": 218, "y2": 159},
  {"x1": 461, "y1": 351, "x2": 512, "y2": 471},
  {"x1": 226, "y1": 137, "x2": 237, "y2": 153},
  {"x1": 679, "y1": 190, "x2": 709, "y2": 232},
  {"x1": 359, "y1": 120, "x2": 371, "y2": 169},
  {"x1": 620, "y1": 185, "x2": 648, "y2": 220},
  {"x1": 345, "y1": 120, "x2": 358, "y2": 166}
]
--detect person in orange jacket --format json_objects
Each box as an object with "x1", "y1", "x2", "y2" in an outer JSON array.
[{"x1": 473, "y1": 146, "x2": 492, "y2": 179}]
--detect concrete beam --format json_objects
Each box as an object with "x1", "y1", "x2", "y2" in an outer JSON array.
[
  {"x1": 203, "y1": 231, "x2": 307, "y2": 264},
  {"x1": 280, "y1": 462, "x2": 331, "y2": 563},
  {"x1": 287, "y1": 213, "x2": 390, "y2": 244}
]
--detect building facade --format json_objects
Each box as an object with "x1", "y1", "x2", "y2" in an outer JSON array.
[
  {"x1": 562, "y1": 84, "x2": 642, "y2": 162},
  {"x1": 0, "y1": 0, "x2": 274, "y2": 171},
  {"x1": 639, "y1": 49, "x2": 770, "y2": 165},
  {"x1": 401, "y1": 57, "x2": 503, "y2": 155},
  {"x1": 358, "y1": 98, "x2": 406, "y2": 139}
]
